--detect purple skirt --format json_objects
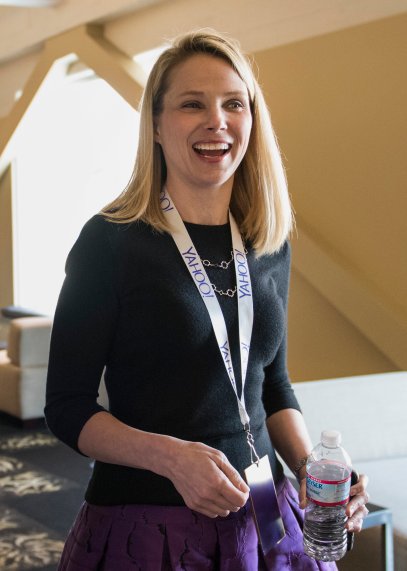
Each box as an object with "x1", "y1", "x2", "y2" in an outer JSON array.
[{"x1": 58, "y1": 477, "x2": 338, "y2": 570}]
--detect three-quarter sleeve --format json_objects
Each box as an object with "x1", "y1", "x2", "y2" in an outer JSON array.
[
  {"x1": 45, "y1": 216, "x2": 119, "y2": 452},
  {"x1": 261, "y1": 241, "x2": 301, "y2": 417}
]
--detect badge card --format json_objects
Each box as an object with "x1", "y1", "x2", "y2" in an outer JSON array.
[{"x1": 244, "y1": 455, "x2": 285, "y2": 555}]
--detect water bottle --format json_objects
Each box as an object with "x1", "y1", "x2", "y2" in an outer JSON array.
[{"x1": 303, "y1": 429, "x2": 352, "y2": 562}]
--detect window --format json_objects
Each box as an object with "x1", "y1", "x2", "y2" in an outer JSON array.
[{"x1": 13, "y1": 76, "x2": 139, "y2": 315}]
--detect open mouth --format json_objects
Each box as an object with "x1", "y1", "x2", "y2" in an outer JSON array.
[{"x1": 192, "y1": 142, "x2": 232, "y2": 157}]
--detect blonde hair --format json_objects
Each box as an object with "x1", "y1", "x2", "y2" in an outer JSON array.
[{"x1": 102, "y1": 29, "x2": 293, "y2": 254}]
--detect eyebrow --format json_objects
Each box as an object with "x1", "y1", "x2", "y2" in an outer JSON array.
[{"x1": 176, "y1": 90, "x2": 249, "y2": 98}]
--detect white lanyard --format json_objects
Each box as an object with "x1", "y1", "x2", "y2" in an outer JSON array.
[{"x1": 160, "y1": 187, "x2": 254, "y2": 432}]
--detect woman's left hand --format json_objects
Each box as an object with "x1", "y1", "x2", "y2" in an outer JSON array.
[
  {"x1": 345, "y1": 473, "x2": 369, "y2": 532},
  {"x1": 299, "y1": 472, "x2": 369, "y2": 533}
]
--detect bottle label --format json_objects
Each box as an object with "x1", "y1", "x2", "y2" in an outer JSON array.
[{"x1": 306, "y1": 472, "x2": 351, "y2": 506}]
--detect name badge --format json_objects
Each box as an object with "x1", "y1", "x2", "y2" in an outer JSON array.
[{"x1": 244, "y1": 455, "x2": 285, "y2": 555}]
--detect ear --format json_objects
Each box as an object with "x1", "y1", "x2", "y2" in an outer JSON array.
[{"x1": 154, "y1": 122, "x2": 161, "y2": 143}]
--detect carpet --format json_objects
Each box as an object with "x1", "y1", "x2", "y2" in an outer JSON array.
[{"x1": 0, "y1": 415, "x2": 92, "y2": 570}]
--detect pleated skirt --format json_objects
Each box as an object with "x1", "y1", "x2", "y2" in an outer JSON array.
[{"x1": 58, "y1": 477, "x2": 338, "y2": 570}]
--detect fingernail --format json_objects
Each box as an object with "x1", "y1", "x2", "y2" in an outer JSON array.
[{"x1": 347, "y1": 521, "x2": 354, "y2": 531}]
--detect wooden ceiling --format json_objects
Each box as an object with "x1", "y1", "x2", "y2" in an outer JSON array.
[{"x1": 1, "y1": 0, "x2": 406, "y2": 65}]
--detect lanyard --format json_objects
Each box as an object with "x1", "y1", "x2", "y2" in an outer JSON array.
[{"x1": 160, "y1": 187, "x2": 259, "y2": 461}]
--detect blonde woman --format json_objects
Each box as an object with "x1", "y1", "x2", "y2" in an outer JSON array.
[{"x1": 46, "y1": 30, "x2": 368, "y2": 570}]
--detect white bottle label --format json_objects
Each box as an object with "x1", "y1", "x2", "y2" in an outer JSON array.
[{"x1": 306, "y1": 473, "x2": 351, "y2": 506}]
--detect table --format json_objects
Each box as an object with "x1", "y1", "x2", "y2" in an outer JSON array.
[{"x1": 362, "y1": 502, "x2": 394, "y2": 571}]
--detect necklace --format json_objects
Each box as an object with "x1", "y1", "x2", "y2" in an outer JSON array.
[
  {"x1": 200, "y1": 252, "x2": 236, "y2": 296},
  {"x1": 200, "y1": 251, "x2": 237, "y2": 296},
  {"x1": 211, "y1": 283, "x2": 237, "y2": 297},
  {"x1": 200, "y1": 247, "x2": 247, "y2": 270},
  {"x1": 199, "y1": 248, "x2": 248, "y2": 297},
  {"x1": 201, "y1": 251, "x2": 234, "y2": 269}
]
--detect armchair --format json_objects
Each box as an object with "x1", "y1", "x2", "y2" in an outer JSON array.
[{"x1": 0, "y1": 316, "x2": 52, "y2": 426}]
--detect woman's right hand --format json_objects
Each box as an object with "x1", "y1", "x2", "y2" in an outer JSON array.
[
  {"x1": 76, "y1": 413, "x2": 249, "y2": 518},
  {"x1": 165, "y1": 440, "x2": 250, "y2": 518}
]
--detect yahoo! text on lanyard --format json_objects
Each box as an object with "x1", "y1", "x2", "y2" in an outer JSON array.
[{"x1": 160, "y1": 187, "x2": 259, "y2": 465}]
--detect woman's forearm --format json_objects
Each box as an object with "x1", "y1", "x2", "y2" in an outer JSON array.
[
  {"x1": 77, "y1": 411, "x2": 182, "y2": 479},
  {"x1": 266, "y1": 408, "x2": 313, "y2": 480},
  {"x1": 77, "y1": 411, "x2": 250, "y2": 518}
]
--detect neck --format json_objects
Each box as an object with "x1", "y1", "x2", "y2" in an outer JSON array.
[
  {"x1": 165, "y1": 180, "x2": 232, "y2": 225},
  {"x1": 181, "y1": 205, "x2": 229, "y2": 225}
]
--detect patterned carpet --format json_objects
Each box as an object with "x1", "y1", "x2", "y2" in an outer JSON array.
[{"x1": 0, "y1": 416, "x2": 92, "y2": 570}]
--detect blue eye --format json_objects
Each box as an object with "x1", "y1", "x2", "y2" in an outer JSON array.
[{"x1": 182, "y1": 101, "x2": 202, "y2": 109}]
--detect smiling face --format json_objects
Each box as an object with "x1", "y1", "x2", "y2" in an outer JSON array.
[{"x1": 154, "y1": 54, "x2": 253, "y2": 198}]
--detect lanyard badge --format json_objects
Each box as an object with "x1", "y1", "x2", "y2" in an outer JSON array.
[{"x1": 161, "y1": 187, "x2": 285, "y2": 553}]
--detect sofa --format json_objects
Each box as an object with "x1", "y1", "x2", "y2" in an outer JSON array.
[
  {"x1": 292, "y1": 371, "x2": 407, "y2": 570},
  {"x1": 0, "y1": 305, "x2": 47, "y2": 350},
  {"x1": 0, "y1": 316, "x2": 110, "y2": 425},
  {"x1": 0, "y1": 316, "x2": 53, "y2": 424}
]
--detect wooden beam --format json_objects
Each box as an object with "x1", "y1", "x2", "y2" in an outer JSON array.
[
  {"x1": 0, "y1": 0, "x2": 165, "y2": 64},
  {"x1": 47, "y1": 25, "x2": 146, "y2": 109},
  {"x1": 292, "y1": 221, "x2": 407, "y2": 369},
  {"x1": 0, "y1": 24, "x2": 145, "y2": 165},
  {"x1": 0, "y1": 49, "x2": 55, "y2": 158}
]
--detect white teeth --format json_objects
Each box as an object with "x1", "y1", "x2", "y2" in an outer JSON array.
[{"x1": 193, "y1": 143, "x2": 230, "y2": 151}]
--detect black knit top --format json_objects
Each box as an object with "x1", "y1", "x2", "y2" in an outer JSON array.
[{"x1": 45, "y1": 215, "x2": 300, "y2": 506}]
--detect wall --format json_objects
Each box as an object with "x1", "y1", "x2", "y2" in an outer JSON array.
[
  {"x1": 0, "y1": 164, "x2": 14, "y2": 307},
  {"x1": 289, "y1": 269, "x2": 395, "y2": 380},
  {"x1": 254, "y1": 13, "x2": 407, "y2": 380}
]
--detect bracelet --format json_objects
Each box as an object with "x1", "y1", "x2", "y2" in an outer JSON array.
[{"x1": 293, "y1": 456, "x2": 308, "y2": 479}]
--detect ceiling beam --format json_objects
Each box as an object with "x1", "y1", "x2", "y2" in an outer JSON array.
[
  {"x1": 0, "y1": 0, "x2": 166, "y2": 64},
  {"x1": 292, "y1": 221, "x2": 407, "y2": 369},
  {"x1": 47, "y1": 25, "x2": 146, "y2": 107},
  {"x1": 0, "y1": 24, "x2": 145, "y2": 167}
]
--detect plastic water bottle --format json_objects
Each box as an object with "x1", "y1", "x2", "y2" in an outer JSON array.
[{"x1": 303, "y1": 429, "x2": 352, "y2": 562}]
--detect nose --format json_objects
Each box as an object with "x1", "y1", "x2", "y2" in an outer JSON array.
[{"x1": 205, "y1": 104, "x2": 227, "y2": 131}]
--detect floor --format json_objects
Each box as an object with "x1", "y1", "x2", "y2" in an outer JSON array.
[{"x1": 0, "y1": 415, "x2": 91, "y2": 571}]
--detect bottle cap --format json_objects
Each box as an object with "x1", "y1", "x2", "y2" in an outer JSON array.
[{"x1": 321, "y1": 429, "x2": 341, "y2": 448}]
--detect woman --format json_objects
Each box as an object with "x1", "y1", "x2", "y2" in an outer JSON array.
[{"x1": 45, "y1": 30, "x2": 369, "y2": 570}]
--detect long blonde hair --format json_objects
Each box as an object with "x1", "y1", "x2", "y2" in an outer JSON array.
[{"x1": 102, "y1": 30, "x2": 293, "y2": 254}]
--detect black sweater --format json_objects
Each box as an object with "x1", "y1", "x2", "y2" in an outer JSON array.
[{"x1": 45, "y1": 215, "x2": 300, "y2": 506}]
